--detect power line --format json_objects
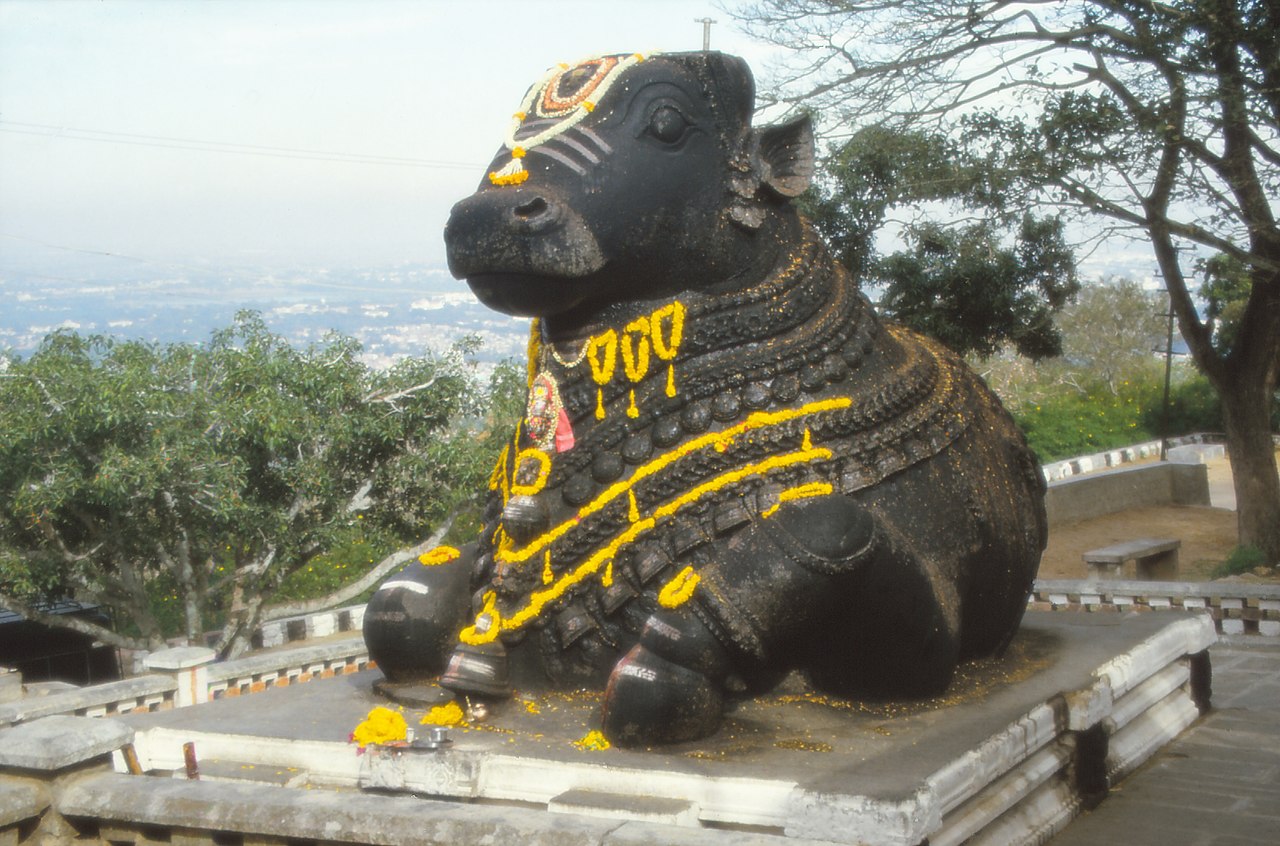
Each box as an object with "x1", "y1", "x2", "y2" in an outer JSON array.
[{"x1": 0, "y1": 120, "x2": 482, "y2": 170}]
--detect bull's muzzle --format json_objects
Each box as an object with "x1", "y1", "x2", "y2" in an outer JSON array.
[{"x1": 444, "y1": 189, "x2": 606, "y2": 281}]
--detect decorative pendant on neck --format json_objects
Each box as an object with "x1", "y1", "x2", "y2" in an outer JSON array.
[{"x1": 537, "y1": 300, "x2": 687, "y2": 424}]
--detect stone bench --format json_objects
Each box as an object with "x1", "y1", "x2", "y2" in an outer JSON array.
[{"x1": 1084, "y1": 538, "x2": 1181, "y2": 581}]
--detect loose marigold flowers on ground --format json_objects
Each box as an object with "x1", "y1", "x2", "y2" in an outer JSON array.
[
  {"x1": 421, "y1": 701, "x2": 466, "y2": 726},
  {"x1": 573, "y1": 730, "x2": 611, "y2": 751},
  {"x1": 350, "y1": 706, "x2": 407, "y2": 747}
]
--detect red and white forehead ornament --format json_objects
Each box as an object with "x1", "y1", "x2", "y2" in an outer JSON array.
[{"x1": 489, "y1": 52, "x2": 655, "y2": 187}]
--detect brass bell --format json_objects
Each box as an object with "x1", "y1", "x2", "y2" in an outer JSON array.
[{"x1": 501, "y1": 494, "x2": 550, "y2": 545}]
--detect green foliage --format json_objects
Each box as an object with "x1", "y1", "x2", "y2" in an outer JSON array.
[
  {"x1": 270, "y1": 520, "x2": 397, "y2": 605},
  {"x1": 0, "y1": 313, "x2": 496, "y2": 650},
  {"x1": 876, "y1": 215, "x2": 1080, "y2": 360},
  {"x1": 1212, "y1": 546, "x2": 1269, "y2": 579},
  {"x1": 1014, "y1": 383, "x2": 1150, "y2": 462},
  {"x1": 1197, "y1": 254, "x2": 1252, "y2": 357},
  {"x1": 1051, "y1": 279, "x2": 1167, "y2": 394},
  {"x1": 1012, "y1": 370, "x2": 1226, "y2": 463},
  {"x1": 802, "y1": 126, "x2": 970, "y2": 279},
  {"x1": 801, "y1": 126, "x2": 1080, "y2": 361},
  {"x1": 486, "y1": 357, "x2": 529, "y2": 435}
]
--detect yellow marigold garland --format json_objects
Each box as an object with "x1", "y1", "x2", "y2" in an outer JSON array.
[
  {"x1": 419, "y1": 546, "x2": 462, "y2": 567},
  {"x1": 586, "y1": 329, "x2": 618, "y2": 420},
  {"x1": 510, "y1": 448, "x2": 552, "y2": 496},
  {"x1": 658, "y1": 566, "x2": 700, "y2": 609},
  {"x1": 488, "y1": 444, "x2": 510, "y2": 493},
  {"x1": 621, "y1": 317, "x2": 651, "y2": 418},
  {"x1": 762, "y1": 481, "x2": 835, "y2": 518},
  {"x1": 459, "y1": 440, "x2": 833, "y2": 646},
  {"x1": 526, "y1": 320, "x2": 542, "y2": 386},
  {"x1": 650, "y1": 301, "x2": 685, "y2": 398},
  {"x1": 495, "y1": 398, "x2": 851, "y2": 569}
]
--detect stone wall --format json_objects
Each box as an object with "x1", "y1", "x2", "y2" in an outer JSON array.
[
  {"x1": 1, "y1": 640, "x2": 371, "y2": 729},
  {"x1": 1044, "y1": 462, "x2": 1210, "y2": 527},
  {"x1": 1031, "y1": 579, "x2": 1280, "y2": 637}
]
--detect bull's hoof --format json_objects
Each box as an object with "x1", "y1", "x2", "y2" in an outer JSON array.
[
  {"x1": 438, "y1": 640, "x2": 513, "y2": 699},
  {"x1": 601, "y1": 644, "x2": 724, "y2": 747},
  {"x1": 363, "y1": 545, "x2": 473, "y2": 683}
]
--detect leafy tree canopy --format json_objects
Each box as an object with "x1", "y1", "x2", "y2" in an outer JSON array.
[
  {"x1": 1198, "y1": 253, "x2": 1253, "y2": 357},
  {"x1": 876, "y1": 215, "x2": 1079, "y2": 360},
  {"x1": 0, "y1": 313, "x2": 496, "y2": 656},
  {"x1": 800, "y1": 116, "x2": 1079, "y2": 362}
]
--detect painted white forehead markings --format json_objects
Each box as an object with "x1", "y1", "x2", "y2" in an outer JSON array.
[
  {"x1": 575, "y1": 126, "x2": 613, "y2": 155},
  {"x1": 489, "y1": 52, "x2": 658, "y2": 187},
  {"x1": 554, "y1": 133, "x2": 601, "y2": 165},
  {"x1": 528, "y1": 145, "x2": 587, "y2": 176}
]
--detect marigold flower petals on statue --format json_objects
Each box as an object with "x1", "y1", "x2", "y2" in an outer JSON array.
[
  {"x1": 658, "y1": 566, "x2": 700, "y2": 608},
  {"x1": 419, "y1": 546, "x2": 462, "y2": 567}
]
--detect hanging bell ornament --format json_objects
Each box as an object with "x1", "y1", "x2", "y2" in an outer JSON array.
[{"x1": 501, "y1": 493, "x2": 550, "y2": 545}]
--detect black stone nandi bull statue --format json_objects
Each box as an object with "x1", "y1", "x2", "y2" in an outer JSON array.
[{"x1": 364, "y1": 51, "x2": 1046, "y2": 747}]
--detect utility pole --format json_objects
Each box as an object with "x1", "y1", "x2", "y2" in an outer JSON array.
[
  {"x1": 1154, "y1": 244, "x2": 1193, "y2": 462},
  {"x1": 694, "y1": 17, "x2": 716, "y2": 51},
  {"x1": 1152, "y1": 271, "x2": 1178, "y2": 462},
  {"x1": 1158, "y1": 290, "x2": 1176, "y2": 462}
]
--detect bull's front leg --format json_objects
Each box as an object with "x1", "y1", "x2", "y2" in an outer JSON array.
[
  {"x1": 363, "y1": 542, "x2": 476, "y2": 684},
  {"x1": 602, "y1": 495, "x2": 887, "y2": 747}
]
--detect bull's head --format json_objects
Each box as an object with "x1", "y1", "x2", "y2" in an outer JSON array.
[{"x1": 444, "y1": 51, "x2": 814, "y2": 327}]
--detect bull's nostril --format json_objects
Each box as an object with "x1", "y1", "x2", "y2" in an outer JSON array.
[{"x1": 514, "y1": 197, "x2": 549, "y2": 219}]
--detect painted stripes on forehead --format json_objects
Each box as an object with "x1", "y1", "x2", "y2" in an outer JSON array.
[{"x1": 515, "y1": 119, "x2": 613, "y2": 176}]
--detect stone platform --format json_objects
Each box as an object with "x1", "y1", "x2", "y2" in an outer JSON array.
[{"x1": 115, "y1": 611, "x2": 1215, "y2": 845}]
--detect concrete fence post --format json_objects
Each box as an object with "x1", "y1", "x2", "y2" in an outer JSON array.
[{"x1": 145, "y1": 647, "x2": 216, "y2": 708}]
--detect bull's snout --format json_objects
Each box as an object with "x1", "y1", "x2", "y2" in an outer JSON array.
[
  {"x1": 511, "y1": 195, "x2": 560, "y2": 234},
  {"x1": 444, "y1": 189, "x2": 605, "y2": 283}
]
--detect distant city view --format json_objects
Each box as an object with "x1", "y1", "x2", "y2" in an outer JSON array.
[{"x1": 0, "y1": 251, "x2": 530, "y2": 371}]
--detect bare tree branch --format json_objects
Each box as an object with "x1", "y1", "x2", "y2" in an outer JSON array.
[{"x1": 258, "y1": 515, "x2": 458, "y2": 623}]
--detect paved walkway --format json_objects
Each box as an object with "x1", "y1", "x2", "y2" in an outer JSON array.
[
  {"x1": 1204, "y1": 455, "x2": 1238, "y2": 510},
  {"x1": 1049, "y1": 636, "x2": 1280, "y2": 845}
]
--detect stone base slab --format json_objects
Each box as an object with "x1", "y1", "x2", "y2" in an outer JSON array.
[{"x1": 116, "y1": 611, "x2": 1215, "y2": 845}]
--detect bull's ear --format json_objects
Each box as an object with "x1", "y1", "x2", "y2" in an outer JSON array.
[{"x1": 753, "y1": 115, "x2": 815, "y2": 198}]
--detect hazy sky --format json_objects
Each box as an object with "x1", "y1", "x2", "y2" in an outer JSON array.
[{"x1": 0, "y1": 0, "x2": 778, "y2": 271}]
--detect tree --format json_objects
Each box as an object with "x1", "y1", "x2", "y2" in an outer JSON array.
[
  {"x1": 1198, "y1": 252, "x2": 1252, "y2": 357},
  {"x1": 801, "y1": 126, "x2": 964, "y2": 280},
  {"x1": 876, "y1": 215, "x2": 1079, "y2": 359},
  {"x1": 0, "y1": 313, "x2": 493, "y2": 657},
  {"x1": 1054, "y1": 278, "x2": 1168, "y2": 394},
  {"x1": 802, "y1": 127, "x2": 1080, "y2": 358},
  {"x1": 737, "y1": 0, "x2": 1280, "y2": 561}
]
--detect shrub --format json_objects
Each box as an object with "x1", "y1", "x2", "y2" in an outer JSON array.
[
  {"x1": 1014, "y1": 384, "x2": 1152, "y2": 462},
  {"x1": 1211, "y1": 545, "x2": 1269, "y2": 579}
]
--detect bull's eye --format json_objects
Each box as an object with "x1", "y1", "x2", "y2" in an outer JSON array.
[{"x1": 647, "y1": 105, "x2": 690, "y2": 144}]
